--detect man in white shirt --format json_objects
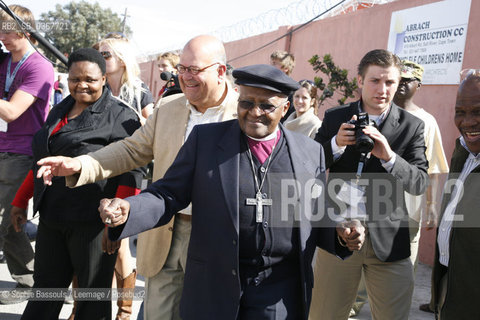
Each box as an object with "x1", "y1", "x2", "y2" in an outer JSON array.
[
  {"x1": 34, "y1": 35, "x2": 239, "y2": 320},
  {"x1": 395, "y1": 60, "x2": 449, "y2": 314}
]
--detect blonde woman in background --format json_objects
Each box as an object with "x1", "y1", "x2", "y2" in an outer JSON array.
[
  {"x1": 92, "y1": 34, "x2": 153, "y2": 320},
  {"x1": 284, "y1": 79, "x2": 322, "y2": 139},
  {"x1": 98, "y1": 35, "x2": 154, "y2": 124}
]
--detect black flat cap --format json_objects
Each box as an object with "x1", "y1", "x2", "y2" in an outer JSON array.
[{"x1": 233, "y1": 64, "x2": 300, "y2": 96}]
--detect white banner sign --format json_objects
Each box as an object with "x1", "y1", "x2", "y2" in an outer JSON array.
[{"x1": 387, "y1": 0, "x2": 471, "y2": 84}]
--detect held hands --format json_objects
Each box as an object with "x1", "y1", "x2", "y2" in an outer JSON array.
[
  {"x1": 336, "y1": 219, "x2": 366, "y2": 251},
  {"x1": 36, "y1": 156, "x2": 82, "y2": 185},
  {"x1": 11, "y1": 206, "x2": 27, "y2": 233},
  {"x1": 98, "y1": 198, "x2": 130, "y2": 227}
]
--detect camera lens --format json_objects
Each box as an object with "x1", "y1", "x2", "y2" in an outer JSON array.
[{"x1": 355, "y1": 133, "x2": 374, "y2": 153}]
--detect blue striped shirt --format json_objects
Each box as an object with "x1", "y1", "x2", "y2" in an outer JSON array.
[{"x1": 437, "y1": 137, "x2": 480, "y2": 266}]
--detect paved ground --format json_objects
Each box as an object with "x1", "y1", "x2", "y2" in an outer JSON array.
[
  {"x1": 0, "y1": 225, "x2": 144, "y2": 320},
  {"x1": 0, "y1": 255, "x2": 436, "y2": 319},
  {"x1": 0, "y1": 215, "x2": 435, "y2": 319}
]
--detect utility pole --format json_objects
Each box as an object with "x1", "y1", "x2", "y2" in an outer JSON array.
[{"x1": 121, "y1": 8, "x2": 130, "y2": 33}]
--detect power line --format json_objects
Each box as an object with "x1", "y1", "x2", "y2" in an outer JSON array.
[
  {"x1": 219, "y1": 0, "x2": 396, "y2": 63},
  {"x1": 228, "y1": 0, "x2": 347, "y2": 63}
]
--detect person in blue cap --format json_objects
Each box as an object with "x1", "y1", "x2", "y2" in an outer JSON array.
[{"x1": 38, "y1": 64, "x2": 366, "y2": 320}]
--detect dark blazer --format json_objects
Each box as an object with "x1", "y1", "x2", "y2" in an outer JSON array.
[
  {"x1": 111, "y1": 120, "x2": 349, "y2": 320},
  {"x1": 315, "y1": 100, "x2": 429, "y2": 261},
  {"x1": 432, "y1": 139, "x2": 480, "y2": 319},
  {"x1": 32, "y1": 88, "x2": 143, "y2": 222}
]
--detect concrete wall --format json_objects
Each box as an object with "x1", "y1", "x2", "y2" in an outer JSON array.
[
  {"x1": 224, "y1": 0, "x2": 478, "y2": 163},
  {"x1": 140, "y1": 60, "x2": 160, "y2": 100},
  {"x1": 140, "y1": 0, "x2": 480, "y2": 265}
]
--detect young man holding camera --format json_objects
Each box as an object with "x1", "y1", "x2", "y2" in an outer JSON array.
[{"x1": 309, "y1": 49, "x2": 429, "y2": 320}]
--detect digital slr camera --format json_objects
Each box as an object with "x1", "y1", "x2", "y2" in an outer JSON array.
[
  {"x1": 347, "y1": 112, "x2": 375, "y2": 154},
  {"x1": 160, "y1": 71, "x2": 182, "y2": 97}
]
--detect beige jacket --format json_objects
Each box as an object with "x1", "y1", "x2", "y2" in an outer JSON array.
[
  {"x1": 67, "y1": 90, "x2": 238, "y2": 277},
  {"x1": 283, "y1": 108, "x2": 322, "y2": 139}
]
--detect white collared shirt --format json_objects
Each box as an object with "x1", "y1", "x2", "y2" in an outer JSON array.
[
  {"x1": 185, "y1": 103, "x2": 225, "y2": 142},
  {"x1": 181, "y1": 85, "x2": 236, "y2": 215},
  {"x1": 184, "y1": 83, "x2": 238, "y2": 142},
  {"x1": 437, "y1": 137, "x2": 480, "y2": 266}
]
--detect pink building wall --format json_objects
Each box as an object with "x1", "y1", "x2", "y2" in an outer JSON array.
[
  {"x1": 225, "y1": 0, "x2": 480, "y2": 267},
  {"x1": 141, "y1": 0, "x2": 480, "y2": 265}
]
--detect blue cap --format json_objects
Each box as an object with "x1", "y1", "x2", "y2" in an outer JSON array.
[{"x1": 233, "y1": 64, "x2": 300, "y2": 96}]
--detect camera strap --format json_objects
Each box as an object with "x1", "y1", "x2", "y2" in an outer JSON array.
[{"x1": 355, "y1": 152, "x2": 371, "y2": 182}]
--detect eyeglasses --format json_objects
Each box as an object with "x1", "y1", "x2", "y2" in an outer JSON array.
[
  {"x1": 100, "y1": 51, "x2": 112, "y2": 60},
  {"x1": 460, "y1": 69, "x2": 480, "y2": 83},
  {"x1": 103, "y1": 31, "x2": 128, "y2": 40},
  {"x1": 175, "y1": 62, "x2": 220, "y2": 75},
  {"x1": 237, "y1": 99, "x2": 287, "y2": 114},
  {"x1": 299, "y1": 79, "x2": 315, "y2": 86}
]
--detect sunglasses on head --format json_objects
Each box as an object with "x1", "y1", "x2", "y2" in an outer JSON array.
[
  {"x1": 103, "y1": 31, "x2": 128, "y2": 40},
  {"x1": 299, "y1": 79, "x2": 315, "y2": 86},
  {"x1": 100, "y1": 51, "x2": 112, "y2": 60}
]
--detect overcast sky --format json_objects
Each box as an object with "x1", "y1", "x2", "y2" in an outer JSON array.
[{"x1": 13, "y1": 0, "x2": 303, "y2": 56}]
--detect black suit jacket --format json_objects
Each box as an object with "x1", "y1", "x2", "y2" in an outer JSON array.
[
  {"x1": 432, "y1": 139, "x2": 480, "y2": 319},
  {"x1": 32, "y1": 88, "x2": 144, "y2": 222},
  {"x1": 111, "y1": 120, "x2": 349, "y2": 320},
  {"x1": 315, "y1": 100, "x2": 429, "y2": 261}
]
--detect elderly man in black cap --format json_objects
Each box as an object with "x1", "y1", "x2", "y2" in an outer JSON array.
[
  {"x1": 86, "y1": 64, "x2": 363, "y2": 320},
  {"x1": 38, "y1": 64, "x2": 365, "y2": 319}
]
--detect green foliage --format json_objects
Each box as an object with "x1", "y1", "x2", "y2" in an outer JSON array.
[
  {"x1": 38, "y1": 1, "x2": 131, "y2": 66},
  {"x1": 309, "y1": 54, "x2": 358, "y2": 107}
]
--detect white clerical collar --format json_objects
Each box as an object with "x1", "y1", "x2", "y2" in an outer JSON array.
[{"x1": 246, "y1": 127, "x2": 280, "y2": 141}]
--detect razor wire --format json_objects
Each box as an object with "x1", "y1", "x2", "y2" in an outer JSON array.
[{"x1": 211, "y1": 0, "x2": 396, "y2": 43}]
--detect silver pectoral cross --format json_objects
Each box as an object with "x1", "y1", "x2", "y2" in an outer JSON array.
[{"x1": 246, "y1": 191, "x2": 272, "y2": 223}]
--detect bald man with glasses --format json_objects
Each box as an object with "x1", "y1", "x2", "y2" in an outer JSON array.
[{"x1": 36, "y1": 34, "x2": 238, "y2": 320}]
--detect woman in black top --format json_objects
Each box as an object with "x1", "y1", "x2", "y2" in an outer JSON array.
[{"x1": 15, "y1": 48, "x2": 143, "y2": 320}]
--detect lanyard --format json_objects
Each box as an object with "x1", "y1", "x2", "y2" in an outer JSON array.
[{"x1": 4, "y1": 50, "x2": 33, "y2": 99}]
